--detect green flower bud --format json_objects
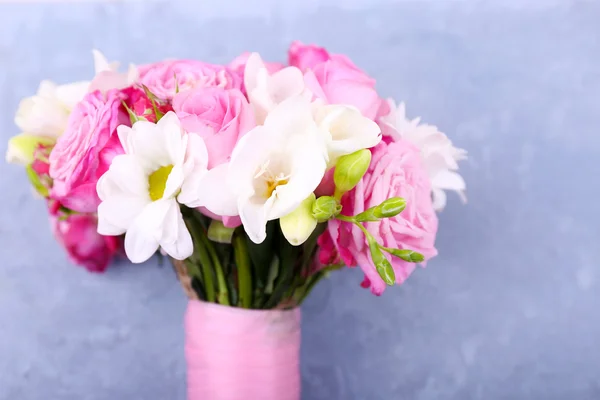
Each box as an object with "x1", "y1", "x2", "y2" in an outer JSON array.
[
  {"x1": 373, "y1": 197, "x2": 406, "y2": 218},
  {"x1": 311, "y1": 196, "x2": 342, "y2": 223},
  {"x1": 355, "y1": 207, "x2": 379, "y2": 223},
  {"x1": 280, "y1": 194, "x2": 318, "y2": 246},
  {"x1": 382, "y1": 247, "x2": 425, "y2": 263},
  {"x1": 6, "y1": 134, "x2": 54, "y2": 166},
  {"x1": 368, "y1": 237, "x2": 395, "y2": 286},
  {"x1": 207, "y1": 220, "x2": 235, "y2": 244},
  {"x1": 333, "y1": 149, "x2": 371, "y2": 198}
]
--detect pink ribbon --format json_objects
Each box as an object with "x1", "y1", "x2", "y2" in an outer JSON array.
[{"x1": 185, "y1": 300, "x2": 301, "y2": 400}]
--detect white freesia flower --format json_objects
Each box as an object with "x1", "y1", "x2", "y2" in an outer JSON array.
[
  {"x1": 244, "y1": 53, "x2": 310, "y2": 124},
  {"x1": 381, "y1": 99, "x2": 467, "y2": 211},
  {"x1": 97, "y1": 112, "x2": 209, "y2": 263},
  {"x1": 184, "y1": 96, "x2": 328, "y2": 244},
  {"x1": 14, "y1": 79, "x2": 89, "y2": 139},
  {"x1": 89, "y1": 49, "x2": 139, "y2": 94},
  {"x1": 11, "y1": 49, "x2": 136, "y2": 143},
  {"x1": 313, "y1": 103, "x2": 382, "y2": 167}
]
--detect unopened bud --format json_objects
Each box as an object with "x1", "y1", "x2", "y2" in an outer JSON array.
[
  {"x1": 280, "y1": 194, "x2": 318, "y2": 246},
  {"x1": 373, "y1": 197, "x2": 406, "y2": 218},
  {"x1": 311, "y1": 196, "x2": 342, "y2": 223},
  {"x1": 333, "y1": 149, "x2": 371, "y2": 197}
]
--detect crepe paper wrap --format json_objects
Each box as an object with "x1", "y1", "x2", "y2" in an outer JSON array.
[{"x1": 185, "y1": 300, "x2": 301, "y2": 400}]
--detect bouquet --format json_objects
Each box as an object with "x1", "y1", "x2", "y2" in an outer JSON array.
[{"x1": 6, "y1": 42, "x2": 466, "y2": 399}]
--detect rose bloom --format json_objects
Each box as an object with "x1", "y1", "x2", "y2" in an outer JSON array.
[
  {"x1": 51, "y1": 212, "x2": 120, "y2": 273},
  {"x1": 288, "y1": 41, "x2": 383, "y2": 120},
  {"x1": 138, "y1": 60, "x2": 242, "y2": 101},
  {"x1": 49, "y1": 90, "x2": 128, "y2": 213},
  {"x1": 125, "y1": 88, "x2": 173, "y2": 123},
  {"x1": 172, "y1": 87, "x2": 255, "y2": 169},
  {"x1": 319, "y1": 140, "x2": 439, "y2": 295}
]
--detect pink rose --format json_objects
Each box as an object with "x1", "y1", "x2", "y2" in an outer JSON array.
[
  {"x1": 138, "y1": 60, "x2": 242, "y2": 101},
  {"x1": 173, "y1": 87, "x2": 255, "y2": 169},
  {"x1": 288, "y1": 41, "x2": 330, "y2": 71},
  {"x1": 321, "y1": 140, "x2": 439, "y2": 295},
  {"x1": 288, "y1": 41, "x2": 383, "y2": 120},
  {"x1": 49, "y1": 90, "x2": 128, "y2": 213},
  {"x1": 51, "y1": 213, "x2": 120, "y2": 273},
  {"x1": 125, "y1": 88, "x2": 173, "y2": 123}
]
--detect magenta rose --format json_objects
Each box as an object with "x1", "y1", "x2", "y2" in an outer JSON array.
[
  {"x1": 49, "y1": 90, "x2": 127, "y2": 213},
  {"x1": 51, "y1": 213, "x2": 120, "y2": 273},
  {"x1": 288, "y1": 41, "x2": 383, "y2": 120},
  {"x1": 172, "y1": 87, "x2": 255, "y2": 169},
  {"x1": 320, "y1": 140, "x2": 439, "y2": 295},
  {"x1": 138, "y1": 60, "x2": 242, "y2": 101}
]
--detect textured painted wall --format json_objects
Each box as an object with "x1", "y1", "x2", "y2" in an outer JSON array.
[{"x1": 1, "y1": 1, "x2": 599, "y2": 399}]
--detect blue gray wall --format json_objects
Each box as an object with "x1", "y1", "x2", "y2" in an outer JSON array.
[{"x1": 1, "y1": 1, "x2": 599, "y2": 399}]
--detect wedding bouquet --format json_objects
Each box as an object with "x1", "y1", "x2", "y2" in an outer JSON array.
[{"x1": 6, "y1": 42, "x2": 466, "y2": 399}]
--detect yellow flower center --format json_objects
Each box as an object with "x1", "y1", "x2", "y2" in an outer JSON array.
[
  {"x1": 148, "y1": 165, "x2": 174, "y2": 201},
  {"x1": 265, "y1": 177, "x2": 288, "y2": 198}
]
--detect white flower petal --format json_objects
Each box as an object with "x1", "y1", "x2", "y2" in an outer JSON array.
[
  {"x1": 124, "y1": 200, "x2": 171, "y2": 263},
  {"x1": 431, "y1": 188, "x2": 447, "y2": 211},
  {"x1": 182, "y1": 163, "x2": 239, "y2": 215},
  {"x1": 92, "y1": 49, "x2": 112, "y2": 73},
  {"x1": 97, "y1": 194, "x2": 148, "y2": 235},
  {"x1": 97, "y1": 155, "x2": 149, "y2": 199},
  {"x1": 159, "y1": 203, "x2": 193, "y2": 260},
  {"x1": 270, "y1": 139, "x2": 327, "y2": 219},
  {"x1": 130, "y1": 121, "x2": 171, "y2": 167},
  {"x1": 431, "y1": 170, "x2": 466, "y2": 192},
  {"x1": 243, "y1": 52, "x2": 265, "y2": 97},
  {"x1": 316, "y1": 104, "x2": 381, "y2": 163},
  {"x1": 239, "y1": 197, "x2": 269, "y2": 244},
  {"x1": 164, "y1": 163, "x2": 184, "y2": 199}
]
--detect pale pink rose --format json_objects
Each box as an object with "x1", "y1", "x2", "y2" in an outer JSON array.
[
  {"x1": 51, "y1": 213, "x2": 120, "y2": 273},
  {"x1": 320, "y1": 140, "x2": 439, "y2": 295},
  {"x1": 173, "y1": 87, "x2": 255, "y2": 169},
  {"x1": 138, "y1": 60, "x2": 242, "y2": 101},
  {"x1": 288, "y1": 41, "x2": 383, "y2": 120},
  {"x1": 49, "y1": 90, "x2": 128, "y2": 213}
]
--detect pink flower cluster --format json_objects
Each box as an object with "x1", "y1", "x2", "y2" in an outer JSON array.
[{"x1": 16, "y1": 42, "x2": 439, "y2": 294}]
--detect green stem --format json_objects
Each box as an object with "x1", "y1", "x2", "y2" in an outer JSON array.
[
  {"x1": 200, "y1": 234, "x2": 230, "y2": 306},
  {"x1": 184, "y1": 219, "x2": 216, "y2": 303},
  {"x1": 233, "y1": 233, "x2": 253, "y2": 308}
]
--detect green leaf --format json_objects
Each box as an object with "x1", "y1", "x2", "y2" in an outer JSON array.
[
  {"x1": 25, "y1": 165, "x2": 49, "y2": 198},
  {"x1": 142, "y1": 84, "x2": 164, "y2": 121},
  {"x1": 245, "y1": 220, "x2": 277, "y2": 289},
  {"x1": 121, "y1": 101, "x2": 141, "y2": 124},
  {"x1": 264, "y1": 257, "x2": 280, "y2": 294},
  {"x1": 263, "y1": 227, "x2": 301, "y2": 308},
  {"x1": 233, "y1": 232, "x2": 253, "y2": 308}
]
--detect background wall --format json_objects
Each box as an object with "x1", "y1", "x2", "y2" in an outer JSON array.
[{"x1": 1, "y1": 1, "x2": 599, "y2": 399}]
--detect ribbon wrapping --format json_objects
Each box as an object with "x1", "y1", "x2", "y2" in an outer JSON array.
[{"x1": 185, "y1": 300, "x2": 301, "y2": 400}]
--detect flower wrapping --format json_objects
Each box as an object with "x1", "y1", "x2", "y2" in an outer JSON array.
[{"x1": 185, "y1": 300, "x2": 301, "y2": 400}]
